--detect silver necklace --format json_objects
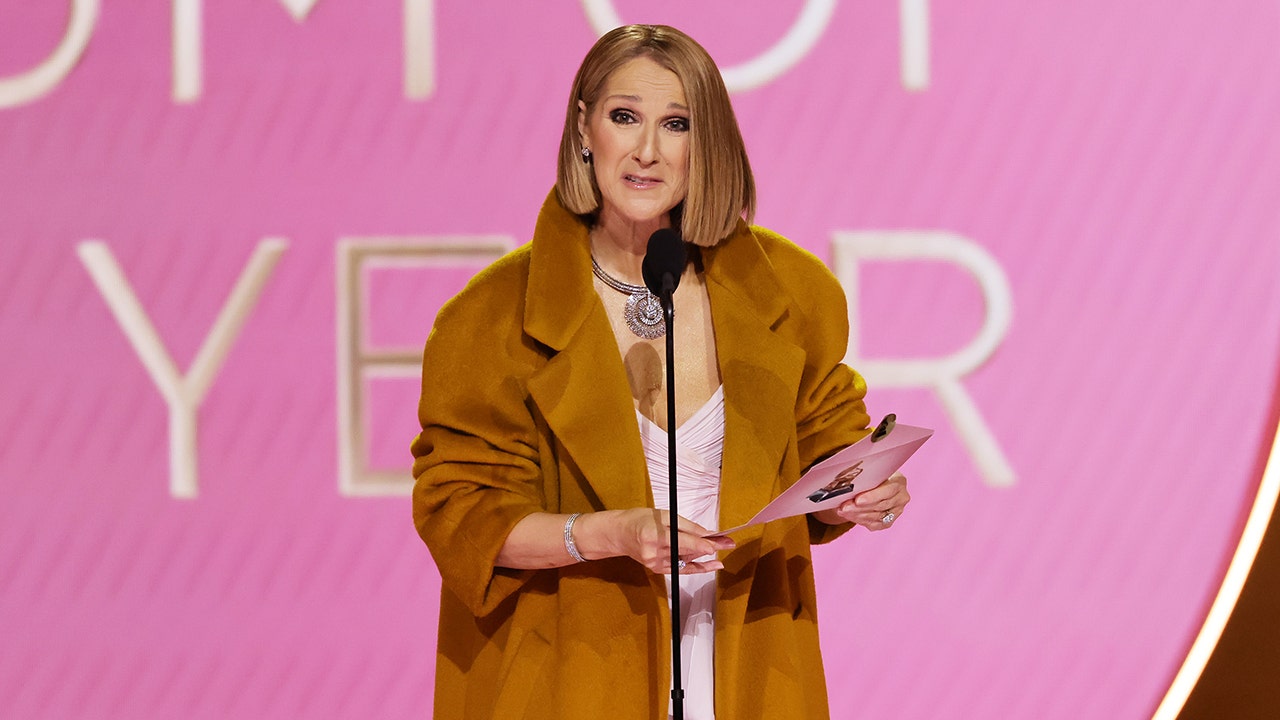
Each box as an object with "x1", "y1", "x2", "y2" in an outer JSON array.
[{"x1": 591, "y1": 255, "x2": 665, "y2": 339}]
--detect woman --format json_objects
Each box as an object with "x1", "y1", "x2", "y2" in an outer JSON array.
[{"x1": 411, "y1": 24, "x2": 910, "y2": 720}]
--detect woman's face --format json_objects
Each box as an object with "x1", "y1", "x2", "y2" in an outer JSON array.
[{"x1": 579, "y1": 56, "x2": 690, "y2": 233}]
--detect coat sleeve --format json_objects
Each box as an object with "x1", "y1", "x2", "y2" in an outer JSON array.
[
  {"x1": 765, "y1": 230, "x2": 873, "y2": 545},
  {"x1": 410, "y1": 261, "x2": 548, "y2": 617},
  {"x1": 799, "y1": 361, "x2": 871, "y2": 545}
]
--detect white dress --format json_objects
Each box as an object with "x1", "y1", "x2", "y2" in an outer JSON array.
[{"x1": 637, "y1": 385, "x2": 725, "y2": 720}]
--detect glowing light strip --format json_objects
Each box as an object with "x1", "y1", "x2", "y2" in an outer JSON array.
[{"x1": 1152, "y1": 408, "x2": 1280, "y2": 719}]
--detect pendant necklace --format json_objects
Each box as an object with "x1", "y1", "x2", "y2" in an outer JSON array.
[{"x1": 591, "y1": 255, "x2": 665, "y2": 339}]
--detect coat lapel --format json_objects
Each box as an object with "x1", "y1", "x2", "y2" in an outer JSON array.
[
  {"x1": 523, "y1": 192, "x2": 652, "y2": 512},
  {"x1": 701, "y1": 223, "x2": 806, "y2": 534},
  {"x1": 702, "y1": 225, "x2": 811, "y2": 717}
]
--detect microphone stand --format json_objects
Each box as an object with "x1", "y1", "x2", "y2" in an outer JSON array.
[
  {"x1": 659, "y1": 275, "x2": 684, "y2": 720},
  {"x1": 643, "y1": 229, "x2": 688, "y2": 719}
]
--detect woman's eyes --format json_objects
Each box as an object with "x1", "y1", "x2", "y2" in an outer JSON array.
[
  {"x1": 607, "y1": 109, "x2": 689, "y2": 133},
  {"x1": 609, "y1": 109, "x2": 637, "y2": 125}
]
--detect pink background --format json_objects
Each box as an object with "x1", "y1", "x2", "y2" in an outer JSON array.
[{"x1": 2, "y1": 1, "x2": 1279, "y2": 718}]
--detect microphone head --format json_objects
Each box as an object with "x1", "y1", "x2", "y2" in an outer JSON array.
[{"x1": 642, "y1": 228, "x2": 686, "y2": 296}]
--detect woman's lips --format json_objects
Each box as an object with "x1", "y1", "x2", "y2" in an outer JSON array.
[{"x1": 624, "y1": 174, "x2": 661, "y2": 188}]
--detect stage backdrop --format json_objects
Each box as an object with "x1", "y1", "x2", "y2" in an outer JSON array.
[{"x1": 2, "y1": 1, "x2": 1278, "y2": 718}]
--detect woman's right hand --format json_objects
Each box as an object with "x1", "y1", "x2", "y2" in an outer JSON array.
[{"x1": 578, "y1": 509, "x2": 734, "y2": 574}]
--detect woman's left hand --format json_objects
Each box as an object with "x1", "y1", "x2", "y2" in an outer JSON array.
[{"x1": 812, "y1": 471, "x2": 910, "y2": 530}]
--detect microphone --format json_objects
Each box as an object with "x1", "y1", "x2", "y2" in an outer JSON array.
[{"x1": 642, "y1": 228, "x2": 686, "y2": 301}]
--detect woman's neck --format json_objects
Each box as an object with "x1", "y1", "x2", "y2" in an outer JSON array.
[{"x1": 589, "y1": 215, "x2": 670, "y2": 283}]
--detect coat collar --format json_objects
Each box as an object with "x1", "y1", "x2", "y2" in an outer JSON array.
[
  {"x1": 523, "y1": 191, "x2": 805, "y2": 531},
  {"x1": 523, "y1": 191, "x2": 596, "y2": 351},
  {"x1": 524, "y1": 191, "x2": 652, "y2": 511}
]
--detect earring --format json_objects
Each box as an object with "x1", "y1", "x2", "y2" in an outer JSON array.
[{"x1": 581, "y1": 147, "x2": 592, "y2": 164}]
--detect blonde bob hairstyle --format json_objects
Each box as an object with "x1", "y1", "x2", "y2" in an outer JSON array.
[{"x1": 556, "y1": 25, "x2": 756, "y2": 248}]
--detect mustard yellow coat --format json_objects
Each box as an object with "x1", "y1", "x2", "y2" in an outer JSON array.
[{"x1": 412, "y1": 192, "x2": 871, "y2": 719}]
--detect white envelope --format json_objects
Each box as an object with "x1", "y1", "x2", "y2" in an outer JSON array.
[{"x1": 709, "y1": 420, "x2": 932, "y2": 536}]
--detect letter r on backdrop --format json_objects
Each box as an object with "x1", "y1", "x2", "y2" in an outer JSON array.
[{"x1": 832, "y1": 231, "x2": 1015, "y2": 487}]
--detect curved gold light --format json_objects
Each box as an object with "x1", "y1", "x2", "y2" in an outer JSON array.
[{"x1": 1152, "y1": 408, "x2": 1280, "y2": 719}]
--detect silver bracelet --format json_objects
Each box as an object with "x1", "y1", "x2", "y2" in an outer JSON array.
[{"x1": 563, "y1": 512, "x2": 587, "y2": 563}]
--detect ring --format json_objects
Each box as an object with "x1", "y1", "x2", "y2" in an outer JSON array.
[
  {"x1": 677, "y1": 559, "x2": 687, "y2": 571},
  {"x1": 881, "y1": 511, "x2": 896, "y2": 525}
]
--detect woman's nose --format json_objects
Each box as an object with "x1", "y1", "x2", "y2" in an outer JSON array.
[{"x1": 633, "y1": 126, "x2": 659, "y2": 166}]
